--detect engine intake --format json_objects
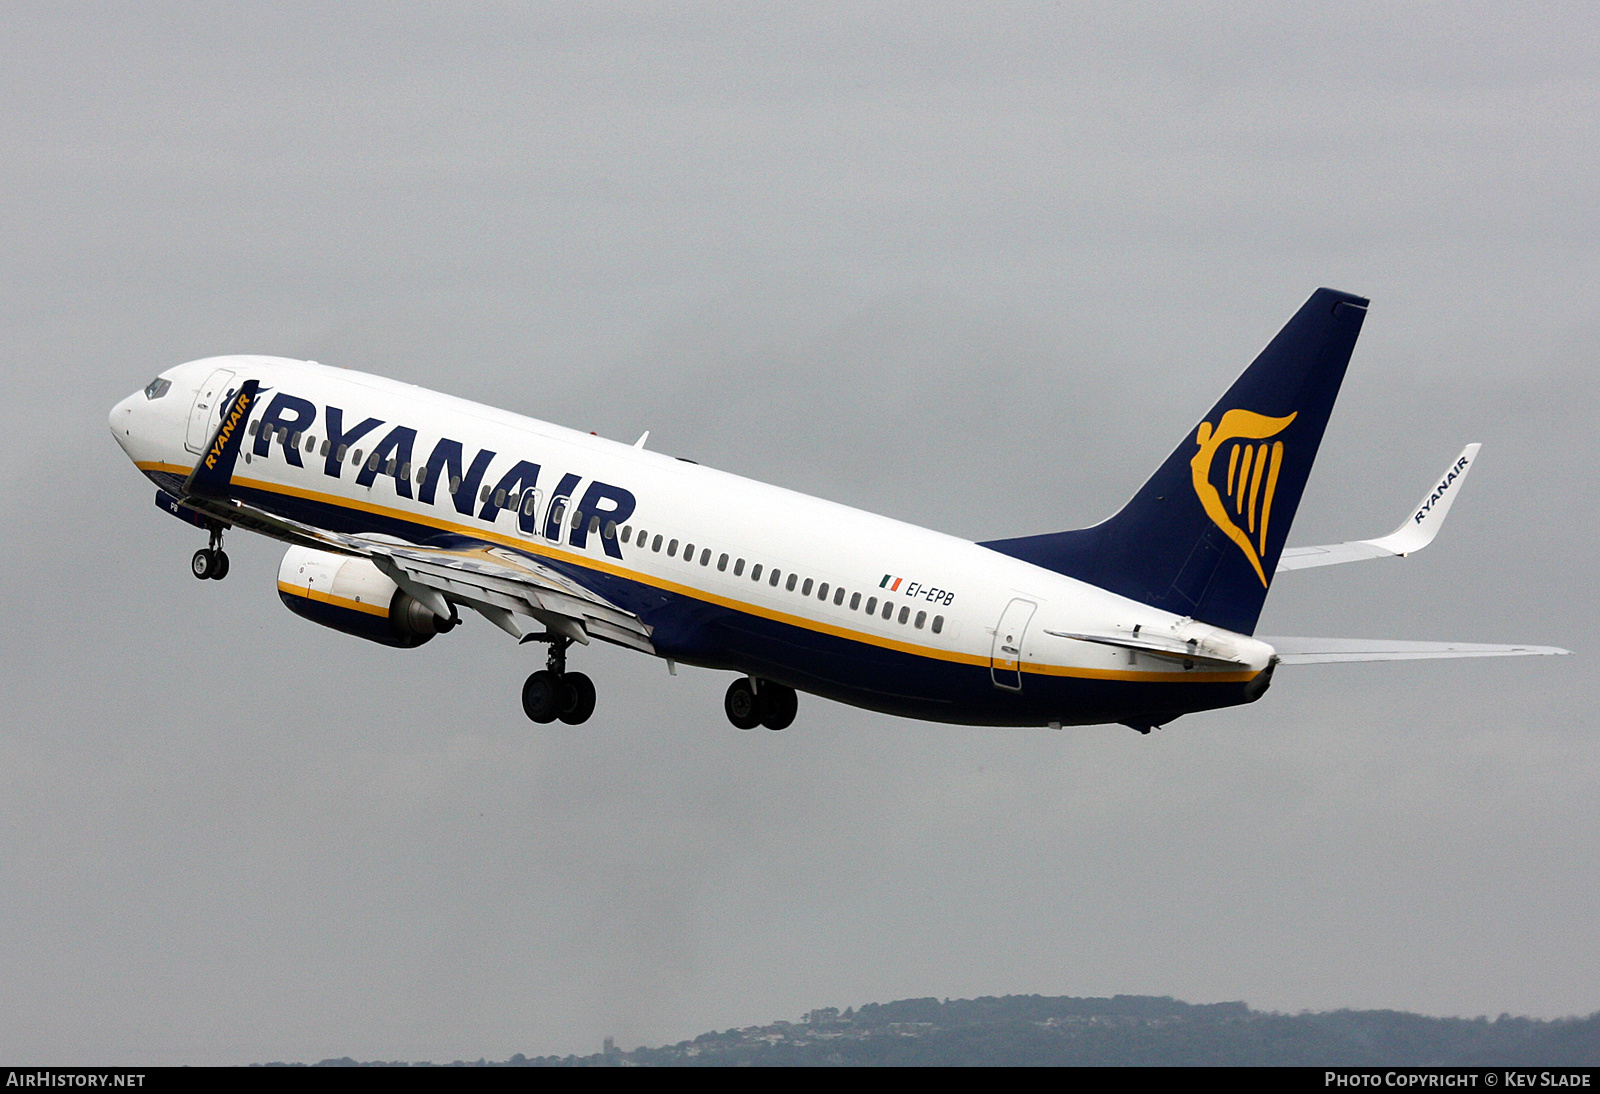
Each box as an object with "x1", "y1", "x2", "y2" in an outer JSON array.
[{"x1": 277, "y1": 546, "x2": 455, "y2": 648}]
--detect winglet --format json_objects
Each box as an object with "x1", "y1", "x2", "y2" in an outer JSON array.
[
  {"x1": 1363, "y1": 443, "x2": 1480, "y2": 556},
  {"x1": 1276, "y1": 444, "x2": 1479, "y2": 571},
  {"x1": 182, "y1": 379, "x2": 262, "y2": 498}
]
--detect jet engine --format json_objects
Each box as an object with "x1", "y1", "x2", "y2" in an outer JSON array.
[{"x1": 277, "y1": 545, "x2": 455, "y2": 648}]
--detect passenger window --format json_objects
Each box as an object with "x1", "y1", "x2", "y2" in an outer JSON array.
[
  {"x1": 865, "y1": 596, "x2": 877, "y2": 614},
  {"x1": 321, "y1": 439, "x2": 332, "y2": 457},
  {"x1": 336, "y1": 444, "x2": 347, "y2": 462},
  {"x1": 833, "y1": 587, "x2": 845, "y2": 606},
  {"x1": 604, "y1": 521, "x2": 616, "y2": 540},
  {"x1": 915, "y1": 610, "x2": 926, "y2": 629},
  {"x1": 668, "y1": 539, "x2": 679, "y2": 557},
  {"x1": 416, "y1": 465, "x2": 427, "y2": 484},
  {"x1": 572, "y1": 509, "x2": 583, "y2": 529},
  {"x1": 590, "y1": 516, "x2": 601, "y2": 536},
  {"x1": 495, "y1": 489, "x2": 507, "y2": 507},
  {"x1": 399, "y1": 461, "x2": 411, "y2": 478},
  {"x1": 898, "y1": 606, "x2": 909, "y2": 624},
  {"x1": 932, "y1": 615, "x2": 944, "y2": 634},
  {"x1": 733, "y1": 558, "x2": 745, "y2": 576},
  {"x1": 368, "y1": 454, "x2": 380, "y2": 472},
  {"x1": 797, "y1": 578, "x2": 810, "y2": 595},
  {"x1": 770, "y1": 569, "x2": 781, "y2": 587},
  {"x1": 700, "y1": 548, "x2": 710, "y2": 566},
  {"x1": 479, "y1": 485, "x2": 491, "y2": 503},
  {"x1": 850, "y1": 592, "x2": 861, "y2": 611},
  {"x1": 385, "y1": 458, "x2": 397, "y2": 475},
  {"x1": 291, "y1": 431, "x2": 302, "y2": 448},
  {"x1": 750, "y1": 563, "x2": 762, "y2": 581},
  {"x1": 352, "y1": 449, "x2": 363, "y2": 465},
  {"x1": 652, "y1": 535, "x2": 663, "y2": 552},
  {"x1": 785, "y1": 573, "x2": 797, "y2": 592},
  {"x1": 449, "y1": 476, "x2": 461, "y2": 493},
  {"x1": 526, "y1": 494, "x2": 539, "y2": 517},
  {"x1": 717, "y1": 553, "x2": 728, "y2": 572},
  {"x1": 684, "y1": 543, "x2": 695, "y2": 561},
  {"x1": 305, "y1": 435, "x2": 317, "y2": 452},
  {"x1": 248, "y1": 420, "x2": 260, "y2": 436},
  {"x1": 621, "y1": 526, "x2": 632, "y2": 544},
  {"x1": 883, "y1": 601, "x2": 894, "y2": 620},
  {"x1": 817, "y1": 582, "x2": 828, "y2": 600}
]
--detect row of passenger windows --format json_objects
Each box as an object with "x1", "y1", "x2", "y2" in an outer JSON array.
[
  {"x1": 242, "y1": 418, "x2": 944, "y2": 635},
  {"x1": 616, "y1": 524, "x2": 945, "y2": 635}
]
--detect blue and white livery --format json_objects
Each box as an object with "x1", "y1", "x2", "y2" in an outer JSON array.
[{"x1": 108, "y1": 289, "x2": 1566, "y2": 731}]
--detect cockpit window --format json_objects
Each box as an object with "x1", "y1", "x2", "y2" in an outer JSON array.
[{"x1": 143, "y1": 377, "x2": 171, "y2": 400}]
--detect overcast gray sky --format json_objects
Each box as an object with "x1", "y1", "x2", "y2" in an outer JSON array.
[{"x1": 2, "y1": 2, "x2": 1596, "y2": 1065}]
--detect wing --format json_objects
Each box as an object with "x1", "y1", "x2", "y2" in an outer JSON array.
[
  {"x1": 369, "y1": 541, "x2": 654, "y2": 654},
  {"x1": 164, "y1": 491, "x2": 653, "y2": 653},
  {"x1": 1276, "y1": 444, "x2": 1479, "y2": 571},
  {"x1": 1261, "y1": 636, "x2": 1568, "y2": 664}
]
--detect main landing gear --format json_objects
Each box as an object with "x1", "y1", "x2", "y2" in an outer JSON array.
[
  {"x1": 190, "y1": 525, "x2": 229, "y2": 581},
  {"x1": 519, "y1": 633, "x2": 596, "y2": 725},
  {"x1": 724, "y1": 677, "x2": 797, "y2": 731}
]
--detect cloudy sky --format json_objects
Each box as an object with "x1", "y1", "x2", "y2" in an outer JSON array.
[{"x1": 2, "y1": 2, "x2": 1596, "y2": 1065}]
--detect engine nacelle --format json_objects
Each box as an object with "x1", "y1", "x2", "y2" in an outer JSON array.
[{"x1": 277, "y1": 546, "x2": 455, "y2": 648}]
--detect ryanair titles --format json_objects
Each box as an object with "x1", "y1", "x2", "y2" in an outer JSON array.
[
  {"x1": 248, "y1": 390, "x2": 637, "y2": 559},
  {"x1": 203, "y1": 386, "x2": 254, "y2": 470},
  {"x1": 1414, "y1": 453, "x2": 1470, "y2": 524}
]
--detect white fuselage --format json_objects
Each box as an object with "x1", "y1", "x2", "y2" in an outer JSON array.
[{"x1": 111, "y1": 356, "x2": 1274, "y2": 726}]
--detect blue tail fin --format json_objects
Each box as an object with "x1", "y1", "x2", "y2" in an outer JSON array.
[{"x1": 981, "y1": 288, "x2": 1369, "y2": 635}]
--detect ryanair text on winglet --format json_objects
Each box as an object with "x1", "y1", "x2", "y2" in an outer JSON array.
[
  {"x1": 1415, "y1": 454, "x2": 1469, "y2": 524},
  {"x1": 203, "y1": 388, "x2": 254, "y2": 470}
]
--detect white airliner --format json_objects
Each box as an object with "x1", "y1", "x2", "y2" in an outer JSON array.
[{"x1": 109, "y1": 289, "x2": 1565, "y2": 732}]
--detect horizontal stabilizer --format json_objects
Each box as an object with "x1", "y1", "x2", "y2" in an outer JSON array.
[
  {"x1": 1278, "y1": 444, "x2": 1478, "y2": 571},
  {"x1": 1043, "y1": 628, "x2": 1251, "y2": 669},
  {"x1": 1263, "y1": 636, "x2": 1569, "y2": 664}
]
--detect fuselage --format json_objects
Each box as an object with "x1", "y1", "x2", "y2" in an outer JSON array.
[{"x1": 110, "y1": 356, "x2": 1275, "y2": 726}]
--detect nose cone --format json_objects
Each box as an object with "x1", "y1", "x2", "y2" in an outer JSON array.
[{"x1": 109, "y1": 390, "x2": 141, "y2": 457}]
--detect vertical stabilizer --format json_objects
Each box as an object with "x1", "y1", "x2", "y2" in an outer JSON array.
[{"x1": 981, "y1": 288, "x2": 1368, "y2": 635}]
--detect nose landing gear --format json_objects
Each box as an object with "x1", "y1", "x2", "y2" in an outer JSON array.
[
  {"x1": 724, "y1": 677, "x2": 797, "y2": 731},
  {"x1": 519, "y1": 633, "x2": 596, "y2": 725},
  {"x1": 190, "y1": 525, "x2": 229, "y2": 580}
]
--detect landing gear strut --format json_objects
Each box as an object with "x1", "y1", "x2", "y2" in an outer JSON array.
[
  {"x1": 519, "y1": 632, "x2": 596, "y2": 725},
  {"x1": 190, "y1": 524, "x2": 229, "y2": 581},
  {"x1": 725, "y1": 677, "x2": 797, "y2": 731}
]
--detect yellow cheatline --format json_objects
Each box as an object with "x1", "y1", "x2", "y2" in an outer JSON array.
[
  {"x1": 142, "y1": 462, "x2": 1253, "y2": 683},
  {"x1": 277, "y1": 581, "x2": 390, "y2": 617}
]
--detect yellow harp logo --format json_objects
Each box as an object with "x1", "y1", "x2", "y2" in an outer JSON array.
[{"x1": 1190, "y1": 409, "x2": 1296, "y2": 587}]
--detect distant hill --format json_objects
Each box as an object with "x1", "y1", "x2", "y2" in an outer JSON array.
[{"x1": 275, "y1": 994, "x2": 1600, "y2": 1067}]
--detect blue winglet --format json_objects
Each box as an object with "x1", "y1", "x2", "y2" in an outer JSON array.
[{"x1": 182, "y1": 378, "x2": 262, "y2": 498}]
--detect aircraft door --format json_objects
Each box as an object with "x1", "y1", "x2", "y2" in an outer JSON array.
[
  {"x1": 990, "y1": 598, "x2": 1037, "y2": 691},
  {"x1": 184, "y1": 368, "x2": 237, "y2": 454}
]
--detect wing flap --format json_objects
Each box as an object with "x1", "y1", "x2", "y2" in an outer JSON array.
[{"x1": 1262, "y1": 636, "x2": 1569, "y2": 664}]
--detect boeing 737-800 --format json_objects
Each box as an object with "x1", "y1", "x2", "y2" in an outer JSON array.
[{"x1": 108, "y1": 289, "x2": 1565, "y2": 732}]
